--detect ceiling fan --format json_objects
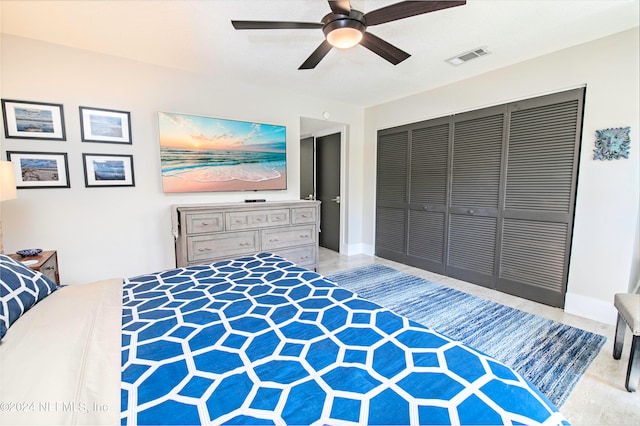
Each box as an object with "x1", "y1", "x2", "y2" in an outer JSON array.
[{"x1": 231, "y1": 0, "x2": 467, "y2": 70}]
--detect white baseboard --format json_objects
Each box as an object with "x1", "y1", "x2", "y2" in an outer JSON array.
[{"x1": 564, "y1": 292, "x2": 618, "y2": 325}]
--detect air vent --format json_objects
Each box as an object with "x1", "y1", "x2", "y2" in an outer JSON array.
[{"x1": 446, "y1": 47, "x2": 490, "y2": 66}]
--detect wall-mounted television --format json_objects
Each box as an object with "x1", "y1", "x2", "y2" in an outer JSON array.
[{"x1": 158, "y1": 112, "x2": 287, "y2": 193}]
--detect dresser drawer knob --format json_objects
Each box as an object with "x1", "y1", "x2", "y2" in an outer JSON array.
[
  {"x1": 201, "y1": 222, "x2": 209, "y2": 226},
  {"x1": 198, "y1": 247, "x2": 212, "y2": 252},
  {"x1": 269, "y1": 238, "x2": 279, "y2": 242},
  {"x1": 299, "y1": 235, "x2": 309, "y2": 238}
]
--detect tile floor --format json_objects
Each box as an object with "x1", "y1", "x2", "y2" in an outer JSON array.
[{"x1": 316, "y1": 248, "x2": 640, "y2": 425}]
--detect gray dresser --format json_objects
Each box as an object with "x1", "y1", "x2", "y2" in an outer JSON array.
[{"x1": 172, "y1": 201, "x2": 321, "y2": 270}]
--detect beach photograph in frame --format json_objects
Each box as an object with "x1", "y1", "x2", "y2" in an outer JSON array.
[
  {"x1": 158, "y1": 112, "x2": 287, "y2": 193},
  {"x1": 80, "y1": 106, "x2": 132, "y2": 144},
  {"x1": 6, "y1": 151, "x2": 70, "y2": 188},
  {"x1": 1, "y1": 99, "x2": 66, "y2": 140},
  {"x1": 82, "y1": 153, "x2": 135, "y2": 187}
]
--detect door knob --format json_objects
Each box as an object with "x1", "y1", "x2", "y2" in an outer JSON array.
[{"x1": 331, "y1": 195, "x2": 341, "y2": 204}]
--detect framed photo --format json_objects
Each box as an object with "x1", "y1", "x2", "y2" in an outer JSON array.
[
  {"x1": 6, "y1": 151, "x2": 70, "y2": 189},
  {"x1": 80, "y1": 106, "x2": 131, "y2": 144},
  {"x1": 82, "y1": 153, "x2": 135, "y2": 187},
  {"x1": 1, "y1": 99, "x2": 66, "y2": 140}
]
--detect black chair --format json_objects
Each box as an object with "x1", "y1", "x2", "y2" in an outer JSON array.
[{"x1": 613, "y1": 293, "x2": 640, "y2": 392}]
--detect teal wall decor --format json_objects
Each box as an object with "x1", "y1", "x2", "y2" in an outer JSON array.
[{"x1": 593, "y1": 127, "x2": 631, "y2": 160}]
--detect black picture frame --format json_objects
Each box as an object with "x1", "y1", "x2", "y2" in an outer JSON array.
[
  {"x1": 82, "y1": 153, "x2": 135, "y2": 187},
  {"x1": 6, "y1": 151, "x2": 70, "y2": 189},
  {"x1": 79, "y1": 106, "x2": 132, "y2": 144},
  {"x1": 1, "y1": 99, "x2": 66, "y2": 141}
]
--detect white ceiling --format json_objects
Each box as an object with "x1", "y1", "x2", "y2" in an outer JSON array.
[{"x1": 1, "y1": 0, "x2": 639, "y2": 108}]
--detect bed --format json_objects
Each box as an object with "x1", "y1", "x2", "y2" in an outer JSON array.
[{"x1": 1, "y1": 252, "x2": 567, "y2": 425}]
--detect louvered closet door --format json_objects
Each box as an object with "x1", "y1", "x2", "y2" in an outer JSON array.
[
  {"x1": 376, "y1": 130, "x2": 409, "y2": 262},
  {"x1": 407, "y1": 118, "x2": 450, "y2": 273},
  {"x1": 497, "y1": 90, "x2": 584, "y2": 307},
  {"x1": 446, "y1": 107, "x2": 506, "y2": 287}
]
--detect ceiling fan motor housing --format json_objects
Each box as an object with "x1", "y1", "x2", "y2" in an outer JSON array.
[{"x1": 321, "y1": 9, "x2": 367, "y2": 39}]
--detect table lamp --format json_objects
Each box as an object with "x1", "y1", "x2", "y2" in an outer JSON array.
[{"x1": 1, "y1": 160, "x2": 17, "y2": 253}]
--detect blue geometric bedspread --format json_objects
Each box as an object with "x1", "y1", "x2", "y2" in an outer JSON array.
[{"x1": 121, "y1": 253, "x2": 568, "y2": 425}]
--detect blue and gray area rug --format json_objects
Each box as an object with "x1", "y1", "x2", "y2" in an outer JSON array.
[{"x1": 326, "y1": 264, "x2": 606, "y2": 408}]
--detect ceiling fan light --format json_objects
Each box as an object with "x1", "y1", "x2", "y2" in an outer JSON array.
[{"x1": 327, "y1": 27, "x2": 363, "y2": 49}]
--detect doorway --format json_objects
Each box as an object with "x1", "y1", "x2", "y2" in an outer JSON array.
[{"x1": 299, "y1": 119, "x2": 343, "y2": 253}]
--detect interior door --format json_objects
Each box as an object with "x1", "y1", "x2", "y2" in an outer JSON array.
[
  {"x1": 446, "y1": 106, "x2": 507, "y2": 288},
  {"x1": 375, "y1": 130, "x2": 408, "y2": 263},
  {"x1": 407, "y1": 118, "x2": 450, "y2": 273},
  {"x1": 300, "y1": 136, "x2": 315, "y2": 200},
  {"x1": 316, "y1": 133, "x2": 341, "y2": 252},
  {"x1": 496, "y1": 91, "x2": 584, "y2": 307}
]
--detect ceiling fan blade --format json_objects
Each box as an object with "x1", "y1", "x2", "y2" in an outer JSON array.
[
  {"x1": 328, "y1": 0, "x2": 351, "y2": 15},
  {"x1": 232, "y1": 20, "x2": 322, "y2": 30},
  {"x1": 299, "y1": 40, "x2": 333, "y2": 70},
  {"x1": 359, "y1": 32, "x2": 410, "y2": 65},
  {"x1": 364, "y1": 1, "x2": 466, "y2": 26}
]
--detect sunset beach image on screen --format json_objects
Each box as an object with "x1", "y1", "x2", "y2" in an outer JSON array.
[{"x1": 158, "y1": 112, "x2": 286, "y2": 193}]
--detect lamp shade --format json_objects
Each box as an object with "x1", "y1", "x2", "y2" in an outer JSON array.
[
  {"x1": 323, "y1": 19, "x2": 365, "y2": 49},
  {"x1": 327, "y1": 27, "x2": 363, "y2": 49},
  {"x1": 0, "y1": 161, "x2": 17, "y2": 201}
]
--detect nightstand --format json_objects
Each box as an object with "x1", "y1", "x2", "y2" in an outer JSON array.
[{"x1": 8, "y1": 250, "x2": 60, "y2": 285}]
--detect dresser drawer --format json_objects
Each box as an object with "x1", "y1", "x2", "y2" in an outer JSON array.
[
  {"x1": 226, "y1": 209, "x2": 290, "y2": 230},
  {"x1": 187, "y1": 231, "x2": 259, "y2": 262},
  {"x1": 185, "y1": 213, "x2": 224, "y2": 234},
  {"x1": 274, "y1": 246, "x2": 317, "y2": 267},
  {"x1": 291, "y1": 207, "x2": 317, "y2": 224},
  {"x1": 261, "y1": 225, "x2": 316, "y2": 250},
  {"x1": 39, "y1": 254, "x2": 59, "y2": 284}
]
